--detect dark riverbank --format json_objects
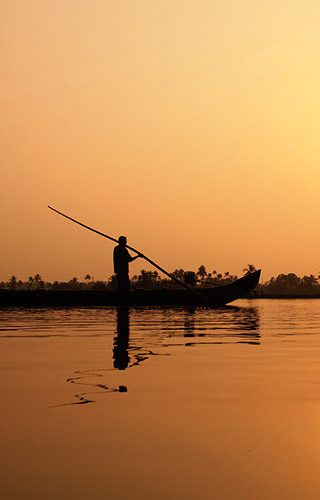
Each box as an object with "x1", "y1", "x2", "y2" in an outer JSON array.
[
  {"x1": 0, "y1": 272, "x2": 259, "y2": 307},
  {"x1": 3, "y1": 270, "x2": 320, "y2": 297}
]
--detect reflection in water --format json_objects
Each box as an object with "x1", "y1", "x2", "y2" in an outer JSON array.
[
  {"x1": 49, "y1": 368, "x2": 122, "y2": 407},
  {"x1": 4, "y1": 301, "x2": 320, "y2": 500},
  {"x1": 113, "y1": 307, "x2": 130, "y2": 370},
  {"x1": 51, "y1": 304, "x2": 261, "y2": 407},
  {"x1": 113, "y1": 307, "x2": 169, "y2": 371},
  {"x1": 229, "y1": 306, "x2": 260, "y2": 345},
  {"x1": 183, "y1": 308, "x2": 196, "y2": 337},
  {"x1": 229, "y1": 306, "x2": 260, "y2": 332},
  {"x1": 174, "y1": 306, "x2": 260, "y2": 346}
]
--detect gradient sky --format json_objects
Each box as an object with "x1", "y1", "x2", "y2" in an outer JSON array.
[{"x1": 1, "y1": 0, "x2": 320, "y2": 282}]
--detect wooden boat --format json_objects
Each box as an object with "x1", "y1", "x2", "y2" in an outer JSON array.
[{"x1": 0, "y1": 270, "x2": 260, "y2": 307}]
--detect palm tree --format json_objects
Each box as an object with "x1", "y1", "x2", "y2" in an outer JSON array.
[
  {"x1": 28, "y1": 276, "x2": 34, "y2": 289},
  {"x1": 308, "y1": 274, "x2": 318, "y2": 286},
  {"x1": 33, "y1": 274, "x2": 42, "y2": 289},
  {"x1": 243, "y1": 264, "x2": 256, "y2": 275},
  {"x1": 108, "y1": 274, "x2": 117, "y2": 290},
  {"x1": 197, "y1": 265, "x2": 207, "y2": 281},
  {"x1": 171, "y1": 269, "x2": 185, "y2": 281},
  {"x1": 9, "y1": 275, "x2": 17, "y2": 289},
  {"x1": 84, "y1": 274, "x2": 91, "y2": 285},
  {"x1": 136, "y1": 269, "x2": 160, "y2": 287}
]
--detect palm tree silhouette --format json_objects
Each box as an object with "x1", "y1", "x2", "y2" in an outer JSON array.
[
  {"x1": 9, "y1": 276, "x2": 17, "y2": 289},
  {"x1": 197, "y1": 265, "x2": 207, "y2": 281},
  {"x1": 243, "y1": 264, "x2": 256, "y2": 275}
]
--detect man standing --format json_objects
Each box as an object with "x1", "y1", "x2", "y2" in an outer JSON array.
[{"x1": 113, "y1": 236, "x2": 140, "y2": 292}]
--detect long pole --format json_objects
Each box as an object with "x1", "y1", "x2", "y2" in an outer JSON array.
[{"x1": 48, "y1": 206, "x2": 210, "y2": 303}]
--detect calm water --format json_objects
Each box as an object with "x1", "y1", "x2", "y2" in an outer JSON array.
[{"x1": 1, "y1": 299, "x2": 320, "y2": 500}]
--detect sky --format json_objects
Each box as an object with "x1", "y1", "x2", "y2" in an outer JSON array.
[{"x1": 1, "y1": 0, "x2": 320, "y2": 283}]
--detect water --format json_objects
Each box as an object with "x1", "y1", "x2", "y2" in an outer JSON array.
[{"x1": 1, "y1": 299, "x2": 320, "y2": 500}]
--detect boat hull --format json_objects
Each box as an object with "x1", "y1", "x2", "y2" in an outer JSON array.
[{"x1": 0, "y1": 270, "x2": 261, "y2": 308}]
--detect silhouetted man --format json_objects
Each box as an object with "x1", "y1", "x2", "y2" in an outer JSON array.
[{"x1": 113, "y1": 236, "x2": 140, "y2": 292}]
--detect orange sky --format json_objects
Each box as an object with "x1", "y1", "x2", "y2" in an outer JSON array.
[{"x1": 1, "y1": 1, "x2": 320, "y2": 283}]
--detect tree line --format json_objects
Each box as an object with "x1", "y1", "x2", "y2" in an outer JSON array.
[{"x1": 1, "y1": 266, "x2": 320, "y2": 294}]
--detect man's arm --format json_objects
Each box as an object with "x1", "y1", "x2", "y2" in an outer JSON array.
[
  {"x1": 126, "y1": 248, "x2": 143, "y2": 262},
  {"x1": 129, "y1": 253, "x2": 143, "y2": 262}
]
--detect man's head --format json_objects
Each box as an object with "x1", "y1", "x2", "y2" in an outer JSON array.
[{"x1": 118, "y1": 236, "x2": 127, "y2": 246}]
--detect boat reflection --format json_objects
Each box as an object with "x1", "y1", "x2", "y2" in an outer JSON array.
[
  {"x1": 183, "y1": 308, "x2": 196, "y2": 337},
  {"x1": 53, "y1": 304, "x2": 261, "y2": 407},
  {"x1": 182, "y1": 306, "x2": 260, "y2": 345},
  {"x1": 113, "y1": 305, "x2": 261, "y2": 371}
]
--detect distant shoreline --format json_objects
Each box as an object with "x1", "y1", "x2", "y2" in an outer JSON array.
[{"x1": 247, "y1": 293, "x2": 320, "y2": 299}]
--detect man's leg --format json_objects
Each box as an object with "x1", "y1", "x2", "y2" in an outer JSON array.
[{"x1": 116, "y1": 273, "x2": 130, "y2": 292}]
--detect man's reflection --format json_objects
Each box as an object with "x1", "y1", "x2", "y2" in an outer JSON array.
[{"x1": 113, "y1": 306, "x2": 130, "y2": 370}]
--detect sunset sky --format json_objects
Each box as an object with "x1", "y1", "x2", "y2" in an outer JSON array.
[{"x1": 1, "y1": 0, "x2": 320, "y2": 283}]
